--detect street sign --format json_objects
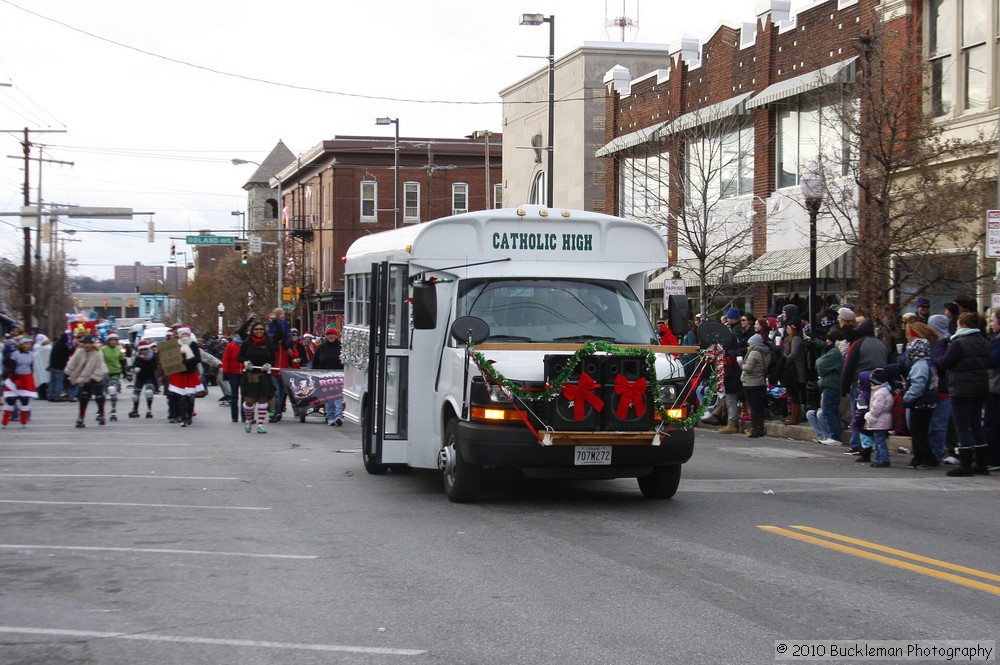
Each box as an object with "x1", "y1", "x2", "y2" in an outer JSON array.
[
  {"x1": 186, "y1": 235, "x2": 236, "y2": 246},
  {"x1": 986, "y1": 210, "x2": 1000, "y2": 258},
  {"x1": 249, "y1": 236, "x2": 262, "y2": 253},
  {"x1": 992, "y1": 293, "x2": 1000, "y2": 310}
]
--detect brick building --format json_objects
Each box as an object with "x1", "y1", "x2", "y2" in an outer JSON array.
[
  {"x1": 597, "y1": 0, "x2": 998, "y2": 320},
  {"x1": 271, "y1": 135, "x2": 501, "y2": 332}
]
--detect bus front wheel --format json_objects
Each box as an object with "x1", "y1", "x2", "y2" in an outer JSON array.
[{"x1": 440, "y1": 419, "x2": 481, "y2": 503}]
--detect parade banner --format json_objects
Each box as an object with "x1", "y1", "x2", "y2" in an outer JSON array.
[{"x1": 282, "y1": 369, "x2": 343, "y2": 407}]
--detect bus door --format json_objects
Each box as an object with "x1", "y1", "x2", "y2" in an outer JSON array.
[{"x1": 363, "y1": 261, "x2": 410, "y2": 466}]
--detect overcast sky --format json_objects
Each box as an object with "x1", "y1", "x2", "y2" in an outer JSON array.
[{"x1": 0, "y1": 0, "x2": 806, "y2": 282}]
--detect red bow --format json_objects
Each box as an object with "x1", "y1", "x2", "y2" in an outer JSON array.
[
  {"x1": 614, "y1": 374, "x2": 647, "y2": 419},
  {"x1": 561, "y1": 372, "x2": 604, "y2": 420}
]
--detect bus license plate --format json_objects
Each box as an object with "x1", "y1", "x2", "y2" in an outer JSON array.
[{"x1": 574, "y1": 446, "x2": 612, "y2": 465}]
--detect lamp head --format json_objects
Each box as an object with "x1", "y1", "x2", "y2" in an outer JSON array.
[
  {"x1": 519, "y1": 13, "x2": 545, "y2": 25},
  {"x1": 375, "y1": 117, "x2": 397, "y2": 126}
]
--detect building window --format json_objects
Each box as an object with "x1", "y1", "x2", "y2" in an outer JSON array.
[
  {"x1": 620, "y1": 147, "x2": 667, "y2": 217},
  {"x1": 776, "y1": 98, "x2": 853, "y2": 188},
  {"x1": 361, "y1": 181, "x2": 376, "y2": 221},
  {"x1": 403, "y1": 182, "x2": 420, "y2": 222},
  {"x1": 452, "y1": 183, "x2": 469, "y2": 215},
  {"x1": 529, "y1": 172, "x2": 546, "y2": 205},
  {"x1": 493, "y1": 184, "x2": 503, "y2": 208},
  {"x1": 930, "y1": 0, "x2": 996, "y2": 116}
]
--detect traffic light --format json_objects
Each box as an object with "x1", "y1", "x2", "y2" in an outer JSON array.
[
  {"x1": 169, "y1": 244, "x2": 176, "y2": 263},
  {"x1": 241, "y1": 248, "x2": 249, "y2": 265},
  {"x1": 282, "y1": 286, "x2": 294, "y2": 301}
]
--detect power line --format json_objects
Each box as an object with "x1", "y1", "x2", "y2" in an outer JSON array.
[{"x1": 2, "y1": 0, "x2": 501, "y2": 107}]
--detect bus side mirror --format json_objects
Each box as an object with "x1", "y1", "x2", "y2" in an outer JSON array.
[
  {"x1": 412, "y1": 281, "x2": 437, "y2": 330},
  {"x1": 450, "y1": 316, "x2": 490, "y2": 345}
]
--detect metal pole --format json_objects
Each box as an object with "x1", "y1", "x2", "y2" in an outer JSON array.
[
  {"x1": 394, "y1": 121, "x2": 400, "y2": 229},
  {"x1": 807, "y1": 201, "x2": 820, "y2": 335},
  {"x1": 546, "y1": 16, "x2": 555, "y2": 209},
  {"x1": 484, "y1": 132, "x2": 491, "y2": 209},
  {"x1": 277, "y1": 175, "x2": 284, "y2": 309},
  {"x1": 21, "y1": 128, "x2": 32, "y2": 330}
]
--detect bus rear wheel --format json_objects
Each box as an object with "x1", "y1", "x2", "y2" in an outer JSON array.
[
  {"x1": 440, "y1": 419, "x2": 481, "y2": 503},
  {"x1": 637, "y1": 465, "x2": 681, "y2": 499}
]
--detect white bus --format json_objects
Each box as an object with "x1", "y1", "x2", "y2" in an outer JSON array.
[{"x1": 342, "y1": 206, "x2": 696, "y2": 502}]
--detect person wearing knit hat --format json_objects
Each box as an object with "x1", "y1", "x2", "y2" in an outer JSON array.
[
  {"x1": 943, "y1": 302, "x2": 959, "y2": 335},
  {"x1": 313, "y1": 322, "x2": 344, "y2": 426},
  {"x1": 725, "y1": 307, "x2": 740, "y2": 322},
  {"x1": 128, "y1": 340, "x2": 160, "y2": 419},
  {"x1": 901, "y1": 337, "x2": 939, "y2": 468},
  {"x1": 838, "y1": 307, "x2": 856, "y2": 322},
  {"x1": 740, "y1": 333, "x2": 771, "y2": 438},
  {"x1": 915, "y1": 298, "x2": 930, "y2": 322},
  {"x1": 864, "y1": 367, "x2": 894, "y2": 467}
]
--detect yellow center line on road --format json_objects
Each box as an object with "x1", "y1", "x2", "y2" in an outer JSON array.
[
  {"x1": 788, "y1": 525, "x2": 1000, "y2": 584},
  {"x1": 759, "y1": 525, "x2": 1000, "y2": 597}
]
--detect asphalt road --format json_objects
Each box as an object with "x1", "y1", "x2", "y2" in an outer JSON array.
[{"x1": 1, "y1": 387, "x2": 997, "y2": 664}]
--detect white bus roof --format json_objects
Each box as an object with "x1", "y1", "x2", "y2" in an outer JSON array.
[{"x1": 344, "y1": 206, "x2": 668, "y2": 279}]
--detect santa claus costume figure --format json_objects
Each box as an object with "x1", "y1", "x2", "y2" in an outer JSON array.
[
  {"x1": 3, "y1": 336, "x2": 38, "y2": 428},
  {"x1": 167, "y1": 327, "x2": 205, "y2": 427}
]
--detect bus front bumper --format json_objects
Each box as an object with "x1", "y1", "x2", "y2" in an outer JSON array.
[{"x1": 456, "y1": 421, "x2": 694, "y2": 474}]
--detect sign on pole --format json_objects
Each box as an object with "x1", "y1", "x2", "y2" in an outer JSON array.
[
  {"x1": 249, "y1": 236, "x2": 262, "y2": 253},
  {"x1": 661, "y1": 278, "x2": 686, "y2": 308},
  {"x1": 986, "y1": 210, "x2": 1000, "y2": 258},
  {"x1": 185, "y1": 235, "x2": 236, "y2": 246}
]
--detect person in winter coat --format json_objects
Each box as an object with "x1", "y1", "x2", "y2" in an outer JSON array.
[
  {"x1": 48, "y1": 332, "x2": 72, "y2": 401},
  {"x1": 901, "y1": 337, "x2": 939, "y2": 468},
  {"x1": 2, "y1": 335, "x2": 37, "y2": 427},
  {"x1": 937, "y1": 312, "x2": 990, "y2": 476},
  {"x1": 32, "y1": 334, "x2": 50, "y2": 401},
  {"x1": 740, "y1": 334, "x2": 771, "y2": 438},
  {"x1": 925, "y1": 314, "x2": 956, "y2": 462},
  {"x1": 718, "y1": 307, "x2": 744, "y2": 434},
  {"x1": 238, "y1": 319, "x2": 277, "y2": 433},
  {"x1": 864, "y1": 369, "x2": 894, "y2": 467},
  {"x1": 781, "y1": 322, "x2": 807, "y2": 425},
  {"x1": 266, "y1": 308, "x2": 293, "y2": 422},
  {"x1": 128, "y1": 341, "x2": 161, "y2": 419},
  {"x1": 840, "y1": 319, "x2": 889, "y2": 454},
  {"x1": 987, "y1": 309, "x2": 1000, "y2": 469},
  {"x1": 311, "y1": 324, "x2": 345, "y2": 426},
  {"x1": 806, "y1": 327, "x2": 844, "y2": 445},
  {"x1": 167, "y1": 327, "x2": 205, "y2": 428},
  {"x1": 221, "y1": 333, "x2": 244, "y2": 423},
  {"x1": 65, "y1": 334, "x2": 109, "y2": 427}
]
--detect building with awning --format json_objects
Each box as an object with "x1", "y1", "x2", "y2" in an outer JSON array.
[
  {"x1": 744, "y1": 57, "x2": 858, "y2": 109},
  {"x1": 731, "y1": 244, "x2": 852, "y2": 284}
]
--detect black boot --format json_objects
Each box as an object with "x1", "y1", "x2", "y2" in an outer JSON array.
[
  {"x1": 855, "y1": 447, "x2": 872, "y2": 463},
  {"x1": 972, "y1": 446, "x2": 991, "y2": 475},
  {"x1": 946, "y1": 447, "x2": 975, "y2": 477}
]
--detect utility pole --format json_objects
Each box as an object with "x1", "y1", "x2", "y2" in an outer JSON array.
[{"x1": 2, "y1": 127, "x2": 67, "y2": 331}]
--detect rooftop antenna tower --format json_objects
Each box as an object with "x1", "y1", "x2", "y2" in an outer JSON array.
[{"x1": 605, "y1": 0, "x2": 639, "y2": 42}]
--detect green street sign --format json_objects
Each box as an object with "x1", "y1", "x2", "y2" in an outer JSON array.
[{"x1": 185, "y1": 235, "x2": 235, "y2": 246}]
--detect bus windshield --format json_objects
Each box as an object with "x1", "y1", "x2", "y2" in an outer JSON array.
[{"x1": 456, "y1": 278, "x2": 657, "y2": 345}]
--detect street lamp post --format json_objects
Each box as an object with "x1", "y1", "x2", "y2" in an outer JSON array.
[
  {"x1": 231, "y1": 210, "x2": 245, "y2": 238},
  {"x1": 801, "y1": 175, "x2": 823, "y2": 335},
  {"x1": 217, "y1": 302, "x2": 225, "y2": 336},
  {"x1": 375, "y1": 117, "x2": 400, "y2": 228},
  {"x1": 520, "y1": 13, "x2": 555, "y2": 208}
]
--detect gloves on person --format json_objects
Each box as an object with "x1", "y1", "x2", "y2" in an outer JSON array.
[
  {"x1": 262, "y1": 363, "x2": 272, "y2": 373},
  {"x1": 244, "y1": 360, "x2": 252, "y2": 370},
  {"x1": 863, "y1": 411, "x2": 874, "y2": 426}
]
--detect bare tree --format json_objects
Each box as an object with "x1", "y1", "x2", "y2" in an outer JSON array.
[
  {"x1": 811, "y1": 19, "x2": 995, "y2": 335},
  {"x1": 614, "y1": 108, "x2": 763, "y2": 315},
  {"x1": 181, "y1": 248, "x2": 280, "y2": 334}
]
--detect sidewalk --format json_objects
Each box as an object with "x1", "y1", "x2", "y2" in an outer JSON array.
[{"x1": 698, "y1": 418, "x2": 912, "y2": 449}]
